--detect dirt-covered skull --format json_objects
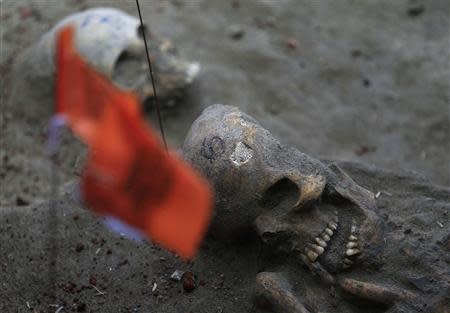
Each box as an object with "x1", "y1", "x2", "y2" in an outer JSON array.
[
  {"x1": 10, "y1": 7, "x2": 200, "y2": 124},
  {"x1": 183, "y1": 104, "x2": 385, "y2": 274}
]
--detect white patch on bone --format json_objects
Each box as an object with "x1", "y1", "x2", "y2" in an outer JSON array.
[{"x1": 230, "y1": 142, "x2": 253, "y2": 166}]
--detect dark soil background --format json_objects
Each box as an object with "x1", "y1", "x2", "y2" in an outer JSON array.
[{"x1": 0, "y1": 0, "x2": 449, "y2": 312}]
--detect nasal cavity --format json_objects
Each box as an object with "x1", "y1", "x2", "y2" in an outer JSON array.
[{"x1": 260, "y1": 178, "x2": 299, "y2": 210}]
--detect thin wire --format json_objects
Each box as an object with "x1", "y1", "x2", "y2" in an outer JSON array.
[
  {"x1": 47, "y1": 153, "x2": 58, "y2": 300},
  {"x1": 135, "y1": 0, "x2": 168, "y2": 150}
]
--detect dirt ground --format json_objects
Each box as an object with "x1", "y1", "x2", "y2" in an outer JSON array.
[{"x1": 0, "y1": 0, "x2": 449, "y2": 312}]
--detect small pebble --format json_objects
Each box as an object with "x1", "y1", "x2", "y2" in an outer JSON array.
[
  {"x1": 89, "y1": 275, "x2": 97, "y2": 286},
  {"x1": 76, "y1": 303, "x2": 86, "y2": 312},
  {"x1": 351, "y1": 49, "x2": 362, "y2": 58},
  {"x1": 18, "y1": 7, "x2": 33, "y2": 19},
  {"x1": 287, "y1": 38, "x2": 298, "y2": 50},
  {"x1": 75, "y1": 242, "x2": 85, "y2": 252},
  {"x1": 16, "y1": 196, "x2": 29, "y2": 206},
  {"x1": 228, "y1": 25, "x2": 244, "y2": 40},
  {"x1": 181, "y1": 271, "x2": 196, "y2": 292},
  {"x1": 407, "y1": 5, "x2": 425, "y2": 17},
  {"x1": 170, "y1": 270, "x2": 184, "y2": 281},
  {"x1": 362, "y1": 78, "x2": 371, "y2": 87},
  {"x1": 355, "y1": 145, "x2": 370, "y2": 156}
]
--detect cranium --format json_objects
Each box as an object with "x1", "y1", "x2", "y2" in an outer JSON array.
[
  {"x1": 10, "y1": 7, "x2": 200, "y2": 124},
  {"x1": 182, "y1": 104, "x2": 384, "y2": 273}
]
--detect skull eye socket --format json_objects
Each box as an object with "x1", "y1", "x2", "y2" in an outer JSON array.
[
  {"x1": 260, "y1": 178, "x2": 299, "y2": 210},
  {"x1": 112, "y1": 51, "x2": 143, "y2": 90}
]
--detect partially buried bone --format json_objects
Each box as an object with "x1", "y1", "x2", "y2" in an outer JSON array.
[
  {"x1": 10, "y1": 7, "x2": 200, "y2": 124},
  {"x1": 339, "y1": 278, "x2": 416, "y2": 305},
  {"x1": 255, "y1": 272, "x2": 311, "y2": 313}
]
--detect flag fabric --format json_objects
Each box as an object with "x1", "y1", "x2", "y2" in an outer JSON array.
[{"x1": 56, "y1": 26, "x2": 212, "y2": 259}]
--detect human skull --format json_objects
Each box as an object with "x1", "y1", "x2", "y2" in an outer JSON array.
[
  {"x1": 10, "y1": 7, "x2": 200, "y2": 124},
  {"x1": 183, "y1": 104, "x2": 385, "y2": 273}
]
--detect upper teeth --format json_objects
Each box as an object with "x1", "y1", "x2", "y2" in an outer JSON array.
[
  {"x1": 315, "y1": 237, "x2": 327, "y2": 248},
  {"x1": 312, "y1": 244, "x2": 325, "y2": 254},
  {"x1": 346, "y1": 249, "x2": 360, "y2": 256},
  {"x1": 306, "y1": 249, "x2": 319, "y2": 262},
  {"x1": 303, "y1": 219, "x2": 338, "y2": 263},
  {"x1": 328, "y1": 222, "x2": 338, "y2": 230}
]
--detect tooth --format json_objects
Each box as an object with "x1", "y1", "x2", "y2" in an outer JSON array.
[
  {"x1": 321, "y1": 233, "x2": 331, "y2": 241},
  {"x1": 307, "y1": 250, "x2": 319, "y2": 262},
  {"x1": 343, "y1": 258, "x2": 354, "y2": 265},
  {"x1": 328, "y1": 222, "x2": 338, "y2": 230},
  {"x1": 346, "y1": 242, "x2": 358, "y2": 249},
  {"x1": 300, "y1": 253, "x2": 309, "y2": 264},
  {"x1": 349, "y1": 235, "x2": 358, "y2": 241},
  {"x1": 346, "y1": 249, "x2": 360, "y2": 256},
  {"x1": 312, "y1": 244, "x2": 325, "y2": 255},
  {"x1": 315, "y1": 237, "x2": 327, "y2": 248},
  {"x1": 325, "y1": 228, "x2": 333, "y2": 236},
  {"x1": 351, "y1": 225, "x2": 357, "y2": 233}
]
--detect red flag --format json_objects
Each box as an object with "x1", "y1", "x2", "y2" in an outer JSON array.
[{"x1": 56, "y1": 26, "x2": 212, "y2": 259}]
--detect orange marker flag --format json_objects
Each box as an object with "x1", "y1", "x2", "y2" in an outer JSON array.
[{"x1": 56, "y1": 26, "x2": 212, "y2": 259}]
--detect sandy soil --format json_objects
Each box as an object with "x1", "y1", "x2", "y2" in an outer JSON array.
[{"x1": 0, "y1": 0, "x2": 449, "y2": 312}]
